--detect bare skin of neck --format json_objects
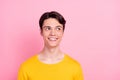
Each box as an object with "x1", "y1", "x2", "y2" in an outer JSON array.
[{"x1": 38, "y1": 46, "x2": 65, "y2": 64}]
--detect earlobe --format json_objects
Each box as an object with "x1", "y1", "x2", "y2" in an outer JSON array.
[{"x1": 40, "y1": 31, "x2": 43, "y2": 36}]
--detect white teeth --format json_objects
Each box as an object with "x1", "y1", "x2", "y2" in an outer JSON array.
[{"x1": 48, "y1": 38, "x2": 57, "y2": 41}]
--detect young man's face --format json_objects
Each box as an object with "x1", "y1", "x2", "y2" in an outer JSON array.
[{"x1": 41, "y1": 18, "x2": 64, "y2": 48}]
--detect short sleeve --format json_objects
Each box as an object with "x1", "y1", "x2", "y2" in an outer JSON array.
[
  {"x1": 17, "y1": 64, "x2": 28, "y2": 80},
  {"x1": 73, "y1": 64, "x2": 84, "y2": 80}
]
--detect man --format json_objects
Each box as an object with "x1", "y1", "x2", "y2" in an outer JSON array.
[{"x1": 18, "y1": 11, "x2": 84, "y2": 80}]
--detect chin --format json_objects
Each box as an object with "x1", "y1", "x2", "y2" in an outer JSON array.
[
  {"x1": 46, "y1": 43, "x2": 59, "y2": 48},
  {"x1": 49, "y1": 44, "x2": 59, "y2": 48}
]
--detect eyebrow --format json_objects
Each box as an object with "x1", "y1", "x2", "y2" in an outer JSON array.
[
  {"x1": 56, "y1": 26, "x2": 63, "y2": 28},
  {"x1": 43, "y1": 26, "x2": 51, "y2": 28},
  {"x1": 43, "y1": 25, "x2": 63, "y2": 28}
]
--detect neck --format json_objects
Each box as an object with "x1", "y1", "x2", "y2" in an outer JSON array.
[
  {"x1": 40, "y1": 46, "x2": 63, "y2": 58},
  {"x1": 38, "y1": 46, "x2": 65, "y2": 64}
]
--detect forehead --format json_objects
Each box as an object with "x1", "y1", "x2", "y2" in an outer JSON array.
[{"x1": 43, "y1": 18, "x2": 63, "y2": 27}]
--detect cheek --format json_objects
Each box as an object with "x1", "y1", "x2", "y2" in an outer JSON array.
[
  {"x1": 57, "y1": 31, "x2": 63, "y2": 35},
  {"x1": 58, "y1": 33, "x2": 63, "y2": 38},
  {"x1": 41, "y1": 34, "x2": 48, "y2": 40},
  {"x1": 42, "y1": 31, "x2": 49, "y2": 36}
]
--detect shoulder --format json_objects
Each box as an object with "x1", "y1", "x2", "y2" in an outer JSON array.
[
  {"x1": 65, "y1": 54, "x2": 81, "y2": 68},
  {"x1": 19, "y1": 55, "x2": 38, "y2": 70},
  {"x1": 65, "y1": 54, "x2": 83, "y2": 74}
]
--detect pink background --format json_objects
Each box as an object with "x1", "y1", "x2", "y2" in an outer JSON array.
[{"x1": 0, "y1": 0, "x2": 120, "y2": 80}]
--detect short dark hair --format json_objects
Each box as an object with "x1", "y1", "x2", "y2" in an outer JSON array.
[{"x1": 39, "y1": 11, "x2": 66, "y2": 31}]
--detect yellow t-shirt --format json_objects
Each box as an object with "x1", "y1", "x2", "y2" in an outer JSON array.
[{"x1": 18, "y1": 54, "x2": 83, "y2": 80}]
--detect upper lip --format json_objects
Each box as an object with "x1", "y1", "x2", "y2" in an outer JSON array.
[{"x1": 48, "y1": 37, "x2": 58, "y2": 40}]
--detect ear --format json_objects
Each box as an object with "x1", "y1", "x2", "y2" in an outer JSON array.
[{"x1": 40, "y1": 31, "x2": 43, "y2": 36}]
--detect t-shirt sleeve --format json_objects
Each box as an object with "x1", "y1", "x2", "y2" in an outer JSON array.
[
  {"x1": 74, "y1": 64, "x2": 84, "y2": 80},
  {"x1": 17, "y1": 64, "x2": 28, "y2": 80}
]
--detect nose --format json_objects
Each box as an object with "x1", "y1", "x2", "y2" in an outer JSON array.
[{"x1": 50, "y1": 29, "x2": 56, "y2": 36}]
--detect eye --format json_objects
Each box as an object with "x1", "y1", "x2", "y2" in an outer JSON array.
[
  {"x1": 56, "y1": 27, "x2": 62, "y2": 31},
  {"x1": 44, "y1": 26, "x2": 51, "y2": 31}
]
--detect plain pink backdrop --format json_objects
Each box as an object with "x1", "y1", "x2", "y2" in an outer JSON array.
[{"x1": 0, "y1": 0, "x2": 120, "y2": 80}]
